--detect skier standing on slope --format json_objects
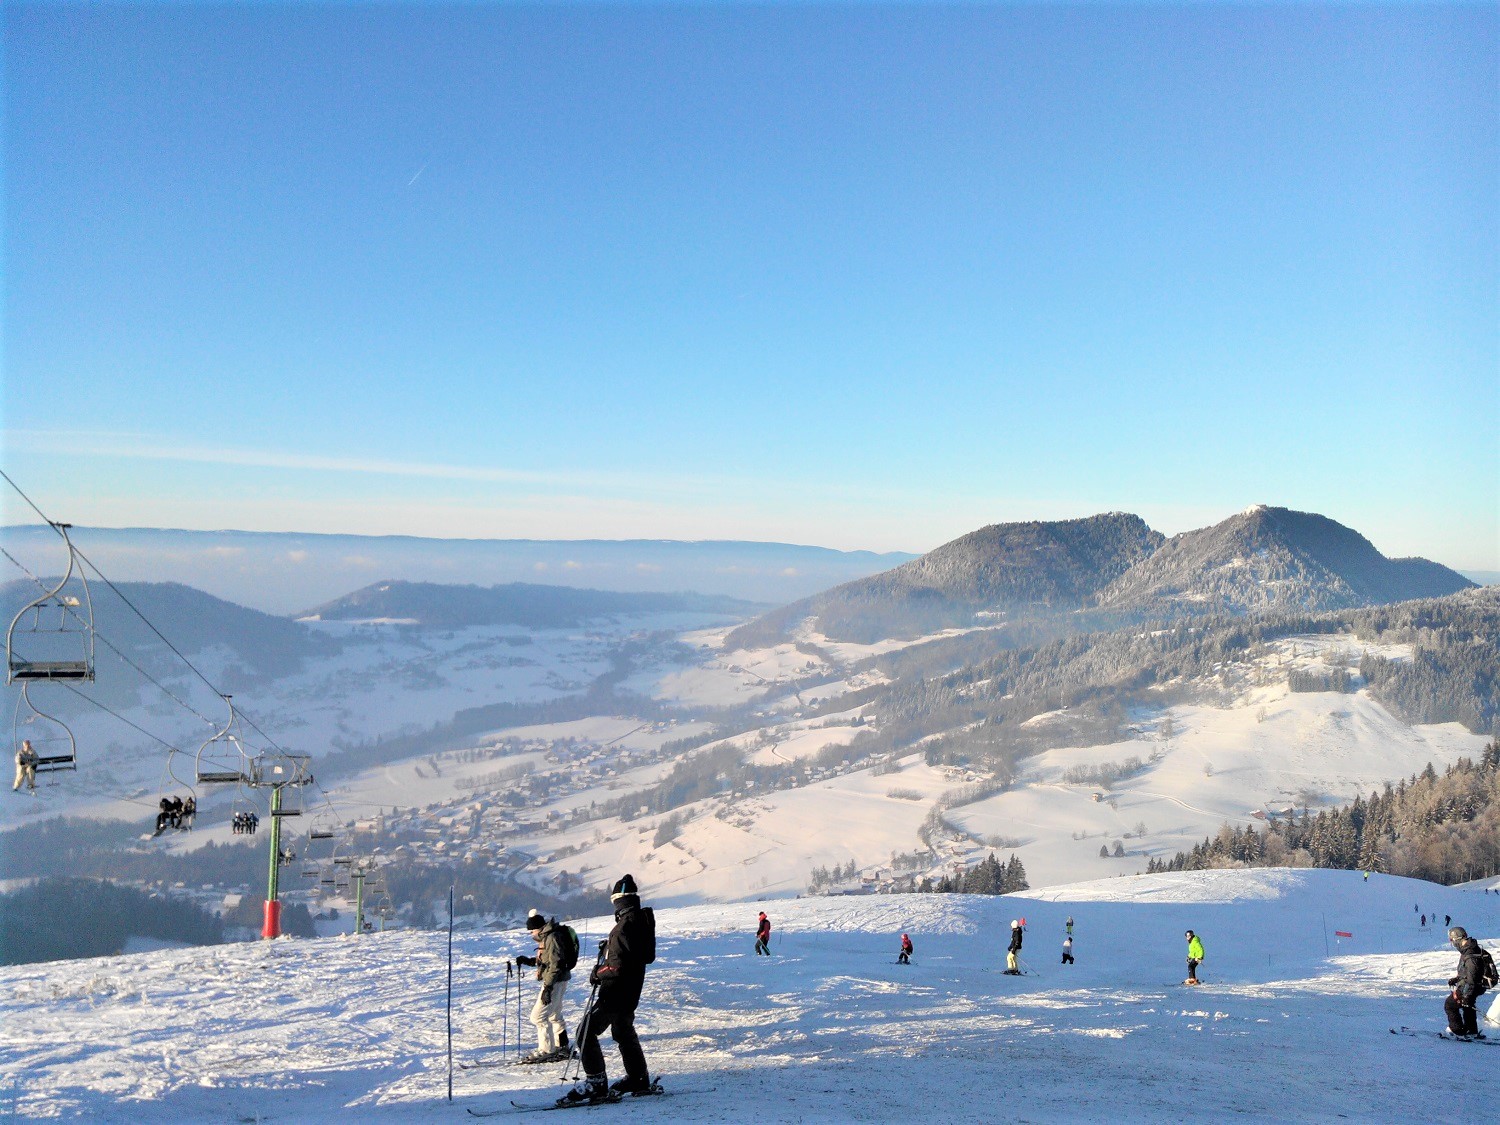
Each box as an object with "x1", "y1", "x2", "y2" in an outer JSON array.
[
  {"x1": 898, "y1": 934, "x2": 914, "y2": 964},
  {"x1": 755, "y1": 911, "x2": 771, "y2": 956},
  {"x1": 1061, "y1": 935, "x2": 1074, "y2": 965},
  {"x1": 1004, "y1": 919, "x2": 1023, "y2": 975},
  {"x1": 515, "y1": 909, "x2": 573, "y2": 1063},
  {"x1": 1185, "y1": 929, "x2": 1205, "y2": 984},
  {"x1": 1444, "y1": 926, "x2": 1496, "y2": 1039},
  {"x1": 564, "y1": 875, "x2": 656, "y2": 1104}
]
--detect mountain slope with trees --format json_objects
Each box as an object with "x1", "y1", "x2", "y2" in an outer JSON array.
[
  {"x1": 727, "y1": 512, "x2": 1163, "y2": 646},
  {"x1": 1095, "y1": 505, "x2": 1473, "y2": 616}
]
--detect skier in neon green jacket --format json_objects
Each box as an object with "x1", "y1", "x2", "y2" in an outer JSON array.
[{"x1": 1185, "y1": 930, "x2": 1205, "y2": 984}]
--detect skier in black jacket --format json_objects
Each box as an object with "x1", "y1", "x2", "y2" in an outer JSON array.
[
  {"x1": 1445, "y1": 926, "x2": 1493, "y2": 1039},
  {"x1": 564, "y1": 874, "x2": 655, "y2": 1103},
  {"x1": 1004, "y1": 919, "x2": 1023, "y2": 975}
]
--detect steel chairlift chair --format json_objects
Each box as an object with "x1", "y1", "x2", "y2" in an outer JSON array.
[
  {"x1": 256, "y1": 752, "x2": 312, "y2": 819},
  {"x1": 195, "y1": 697, "x2": 255, "y2": 786},
  {"x1": 6, "y1": 523, "x2": 95, "y2": 684},
  {"x1": 150, "y1": 747, "x2": 197, "y2": 835},
  {"x1": 307, "y1": 809, "x2": 339, "y2": 842},
  {"x1": 230, "y1": 784, "x2": 261, "y2": 835},
  {"x1": 12, "y1": 681, "x2": 78, "y2": 778}
]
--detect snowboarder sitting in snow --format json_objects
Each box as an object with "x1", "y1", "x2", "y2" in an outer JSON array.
[
  {"x1": 564, "y1": 874, "x2": 656, "y2": 1104},
  {"x1": 1445, "y1": 926, "x2": 1496, "y2": 1039},
  {"x1": 1004, "y1": 919, "x2": 1023, "y2": 974},
  {"x1": 1185, "y1": 930, "x2": 1205, "y2": 985},
  {"x1": 898, "y1": 934, "x2": 914, "y2": 964},
  {"x1": 755, "y1": 911, "x2": 771, "y2": 955},
  {"x1": 1062, "y1": 935, "x2": 1074, "y2": 965},
  {"x1": 516, "y1": 908, "x2": 573, "y2": 1063}
]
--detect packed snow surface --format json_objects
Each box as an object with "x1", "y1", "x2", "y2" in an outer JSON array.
[{"x1": 4, "y1": 869, "x2": 1497, "y2": 1121}]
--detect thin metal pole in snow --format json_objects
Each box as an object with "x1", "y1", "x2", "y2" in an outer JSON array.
[
  {"x1": 503, "y1": 960, "x2": 512, "y2": 1057},
  {"x1": 446, "y1": 885, "x2": 454, "y2": 1103},
  {"x1": 1321, "y1": 913, "x2": 1329, "y2": 957}
]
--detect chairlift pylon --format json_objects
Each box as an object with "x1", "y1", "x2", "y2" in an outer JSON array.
[
  {"x1": 6, "y1": 523, "x2": 95, "y2": 684},
  {"x1": 12, "y1": 681, "x2": 77, "y2": 776}
]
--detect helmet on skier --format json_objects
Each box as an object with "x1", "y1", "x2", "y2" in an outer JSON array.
[
  {"x1": 1185, "y1": 930, "x2": 1194, "y2": 938},
  {"x1": 1449, "y1": 926, "x2": 1468, "y2": 944},
  {"x1": 1011, "y1": 920, "x2": 1019, "y2": 929}
]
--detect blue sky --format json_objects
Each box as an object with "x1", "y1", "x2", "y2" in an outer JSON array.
[{"x1": 4, "y1": 2, "x2": 1496, "y2": 568}]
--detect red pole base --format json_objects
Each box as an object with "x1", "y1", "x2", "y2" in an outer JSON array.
[{"x1": 262, "y1": 900, "x2": 282, "y2": 940}]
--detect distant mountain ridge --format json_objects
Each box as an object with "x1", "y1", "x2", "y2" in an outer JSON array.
[
  {"x1": 727, "y1": 513, "x2": 1163, "y2": 646},
  {"x1": 302, "y1": 581, "x2": 760, "y2": 629},
  {"x1": 1096, "y1": 505, "x2": 1474, "y2": 615},
  {"x1": 726, "y1": 506, "x2": 1474, "y2": 648},
  {"x1": 0, "y1": 526, "x2": 915, "y2": 616}
]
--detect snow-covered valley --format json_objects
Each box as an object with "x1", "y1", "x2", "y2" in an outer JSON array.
[{"x1": 3, "y1": 869, "x2": 1497, "y2": 1121}]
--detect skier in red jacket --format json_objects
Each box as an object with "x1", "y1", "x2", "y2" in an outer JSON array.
[{"x1": 755, "y1": 912, "x2": 771, "y2": 955}]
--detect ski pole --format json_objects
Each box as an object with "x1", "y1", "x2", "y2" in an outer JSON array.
[
  {"x1": 517, "y1": 964, "x2": 526, "y2": 1058},
  {"x1": 503, "y1": 959, "x2": 512, "y2": 1056},
  {"x1": 563, "y1": 941, "x2": 608, "y2": 1082}
]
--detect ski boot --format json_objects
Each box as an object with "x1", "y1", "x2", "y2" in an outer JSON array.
[
  {"x1": 610, "y1": 1073, "x2": 655, "y2": 1096},
  {"x1": 558, "y1": 1075, "x2": 613, "y2": 1106}
]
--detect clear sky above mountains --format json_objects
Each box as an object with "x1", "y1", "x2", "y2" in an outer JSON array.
[{"x1": 4, "y1": 2, "x2": 1496, "y2": 569}]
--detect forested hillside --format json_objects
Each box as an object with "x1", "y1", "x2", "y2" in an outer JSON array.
[{"x1": 1150, "y1": 740, "x2": 1500, "y2": 885}]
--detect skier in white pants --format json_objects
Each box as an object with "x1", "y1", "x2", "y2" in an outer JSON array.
[
  {"x1": 13, "y1": 740, "x2": 37, "y2": 792},
  {"x1": 516, "y1": 909, "x2": 573, "y2": 1063}
]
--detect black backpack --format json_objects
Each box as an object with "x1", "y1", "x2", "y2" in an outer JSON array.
[
  {"x1": 1480, "y1": 947, "x2": 1499, "y2": 993},
  {"x1": 640, "y1": 907, "x2": 656, "y2": 965},
  {"x1": 558, "y1": 923, "x2": 580, "y2": 972}
]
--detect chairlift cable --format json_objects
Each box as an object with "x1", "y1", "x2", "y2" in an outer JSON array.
[
  {"x1": 3, "y1": 473, "x2": 294, "y2": 755},
  {"x1": 3, "y1": 546, "x2": 220, "y2": 728},
  {"x1": 56, "y1": 682, "x2": 186, "y2": 756}
]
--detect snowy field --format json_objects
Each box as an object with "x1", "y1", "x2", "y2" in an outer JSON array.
[{"x1": 3, "y1": 869, "x2": 1498, "y2": 1122}]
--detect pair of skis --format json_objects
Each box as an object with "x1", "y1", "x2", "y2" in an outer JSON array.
[
  {"x1": 1389, "y1": 1026, "x2": 1498, "y2": 1046},
  {"x1": 468, "y1": 1082, "x2": 674, "y2": 1116}
]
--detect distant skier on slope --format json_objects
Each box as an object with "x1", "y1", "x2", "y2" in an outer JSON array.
[
  {"x1": 1185, "y1": 930, "x2": 1205, "y2": 985},
  {"x1": 1004, "y1": 919, "x2": 1023, "y2": 975},
  {"x1": 515, "y1": 909, "x2": 574, "y2": 1063},
  {"x1": 755, "y1": 911, "x2": 771, "y2": 956},
  {"x1": 563, "y1": 875, "x2": 656, "y2": 1104},
  {"x1": 1061, "y1": 935, "x2": 1074, "y2": 965},
  {"x1": 898, "y1": 934, "x2": 913, "y2": 964},
  {"x1": 1444, "y1": 926, "x2": 1497, "y2": 1040}
]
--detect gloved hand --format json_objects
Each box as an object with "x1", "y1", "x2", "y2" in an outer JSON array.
[
  {"x1": 1448, "y1": 977, "x2": 1459, "y2": 986},
  {"x1": 541, "y1": 986, "x2": 553, "y2": 1005},
  {"x1": 517, "y1": 955, "x2": 537, "y2": 968}
]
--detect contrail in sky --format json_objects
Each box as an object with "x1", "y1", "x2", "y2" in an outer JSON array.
[{"x1": 407, "y1": 162, "x2": 428, "y2": 187}]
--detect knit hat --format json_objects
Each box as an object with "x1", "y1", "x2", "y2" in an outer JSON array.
[
  {"x1": 1449, "y1": 926, "x2": 1468, "y2": 942},
  {"x1": 526, "y1": 908, "x2": 545, "y2": 931},
  {"x1": 611, "y1": 874, "x2": 638, "y2": 902}
]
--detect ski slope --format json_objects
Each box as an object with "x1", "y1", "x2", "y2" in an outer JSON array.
[{"x1": 3, "y1": 869, "x2": 1497, "y2": 1121}]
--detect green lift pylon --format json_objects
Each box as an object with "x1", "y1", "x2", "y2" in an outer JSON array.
[{"x1": 262, "y1": 785, "x2": 284, "y2": 938}]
